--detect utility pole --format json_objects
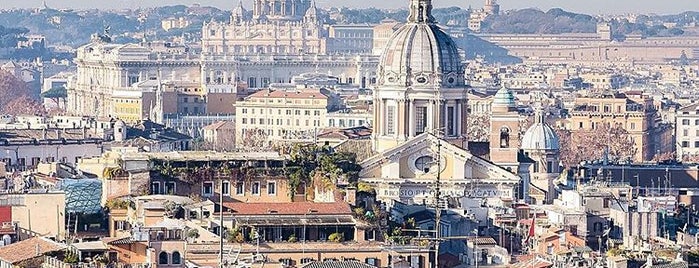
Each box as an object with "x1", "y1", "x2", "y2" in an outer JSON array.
[
  {"x1": 432, "y1": 131, "x2": 443, "y2": 268},
  {"x1": 220, "y1": 176, "x2": 225, "y2": 268}
]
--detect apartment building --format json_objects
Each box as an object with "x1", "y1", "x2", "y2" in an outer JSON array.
[
  {"x1": 676, "y1": 102, "x2": 699, "y2": 160},
  {"x1": 235, "y1": 88, "x2": 341, "y2": 145},
  {"x1": 562, "y1": 93, "x2": 660, "y2": 162}
]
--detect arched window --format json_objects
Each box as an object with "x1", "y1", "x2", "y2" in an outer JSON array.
[
  {"x1": 172, "y1": 251, "x2": 181, "y2": 264},
  {"x1": 159, "y1": 252, "x2": 169, "y2": 264},
  {"x1": 499, "y1": 127, "x2": 510, "y2": 148}
]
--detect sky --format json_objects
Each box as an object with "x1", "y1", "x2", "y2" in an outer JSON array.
[{"x1": 5, "y1": 0, "x2": 698, "y2": 15}]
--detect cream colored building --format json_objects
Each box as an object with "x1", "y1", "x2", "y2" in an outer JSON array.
[
  {"x1": 69, "y1": 40, "x2": 200, "y2": 118},
  {"x1": 561, "y1": 93, "x2": 658, "y2": 162},
  {"x1": 161, "y1": 17, "x2": 191, "y2": 31},
  {"x1": 327, "y1": 24, "x2": 374, "y2": 54},
  {"x1": 202, "y1": 0, "x2": 325, "y2": 55},
  {"x1": 372, "y1": 19, "x2": 403, "y2": 56},
  {"x1": 0, "y1": 192, "x2": 66, "y2": 240},
  {"x1": 676, "y1": 102, "x2": 699, "y2": 160},
  {"x1": 235, "y1": 88, "x2": 341, "y2": 145},
  {"x1": 579, "y1": 72, "x2": 628, "y2": 90},
  {"x1": 480, "y1": 25, "x2": 699, "y2": 66}
]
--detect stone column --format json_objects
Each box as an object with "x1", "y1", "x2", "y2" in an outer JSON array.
[
  {"x1": 462, "y1": 99, "x2": 469, "y2": 138},
  {"x1": 455, "y1": 100, "x2": 462, "y2": 137},
  {"x1": 427, "y1": 100, "x2": 434, "y2": 132},
  {"x1": 441, "y1": 100, "x2": 447, "y2": 134},
  {"x1": 408, "y1": 100, "x2": 415, "y2": 138},
  {"x1": 397, "y1": 99, "x2": 406, "y2": 139}
]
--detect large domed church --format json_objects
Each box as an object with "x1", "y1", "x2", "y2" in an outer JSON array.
[{"x1": 359, "y1": 0, "x2": 527, "y2": 208}]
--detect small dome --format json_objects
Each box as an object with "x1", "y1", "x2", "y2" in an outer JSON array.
[
  {"x1": 377, "y1": 0, "x2": 465, "y2": 88},
  {"x1": 305, "y1": 1, "x2": 318, "y2": 18},
  {"x1": 521, "y1": 110, "x2": 559, "y2": 151},
  {"x1": 492, "y1": 86, "x2": 516, "y2": 108}
]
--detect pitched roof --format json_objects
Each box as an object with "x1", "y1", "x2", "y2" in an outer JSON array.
[
  {"x1": 247, "y1": 89, "x2": 330, "y2": 100},
  {"x1": 222, "y1": 202, "x2": 352, "y2": 216},
  {"x1": 302, "y1": 261, "x2": 376, "y2": 268},
  {"x1": 202, "y1": 121, "x2": 234, "y2": 131},
  {"x1": 0, "y1": 237, "x2": 66, "y2": 264},
  {"x1": 511, "y1": 256, "x2": 553, "y2": 268}
]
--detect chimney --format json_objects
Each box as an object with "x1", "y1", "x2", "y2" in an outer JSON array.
[
  {"x1": 55, "y1": 129, "x2": 61, "y2": 140},
  {"x1": 42, "y1": 128, "x2": 47, "y2": 140},
  {"x1": 82, "y1": 126, "x2": 87, "y2": 139}
]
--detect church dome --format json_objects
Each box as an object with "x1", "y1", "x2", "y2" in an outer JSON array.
[
  {"x1": 378, "y1": 0, "x2": 465, "y2": 88},
  {"x1": 521, "y1": 109, "x2": 560, "y2": 151}
]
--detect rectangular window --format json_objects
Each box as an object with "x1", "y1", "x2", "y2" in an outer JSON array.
[
  {"x1": 151, "y1": 182, "x2": 161, "y2": 194},
  {"x1": 386, "y1": 106, "x2": 396, "y2": 135},
  {"x1": 447, "y1": 106, "x2": 455, "y2": 135},
  {"x1": 252, "y1": 182, "x2": 260, "y2": 195},
  {"x1": 683, "y1": 119, "x2": 690, "y2": 125},
  {"x1": 236, "y1": 182, "x2": 244, "y2": 195},
  {"x1": 416, "y1": 107, "x2": 427, "y2": 135},
  {"x1": 203, "y1": 182, "x2": 214, "y2": 196},
  {"x1": 248, "y1": 77, "x2": 257, "y2": 88},
  {"x1": 267, "y1": 181, "x2": 277, "y2": 195},
  {"x1": 695, "y1": 141, "x2": 699, "y2": 148},
  {"x1": 222, "y1": 181, "x2": 230, "y2": 196},
  {"x1": 685, "y1": 129, "x2": 689, "y2": 136},
  {"x1": 682, "y1": 141, "x2": 690, "y2": 148},
  {"x1": 165, "y1": 182, "x2": 176, "y2": 194}
]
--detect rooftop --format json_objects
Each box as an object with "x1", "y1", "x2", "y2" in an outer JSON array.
[
  {"x1": 0, "y1": 237, "x2": 66, "y2": 264},
  {"x1": 121, "y1": 151, "x2": 287, "y2": 162},
  {"x1": 222, "y1": 202, "x2": 352, "y2": 216},
  {"x1": 246, "y1": 88, "x2": 330, "y2": 100},
  {"x1": 302, "y1": 261, "x2": 377, "y2": 268}
]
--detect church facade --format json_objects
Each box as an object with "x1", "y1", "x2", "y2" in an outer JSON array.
[{"x1": 360, "y1": 0, "x2": 526, "y2": 209}]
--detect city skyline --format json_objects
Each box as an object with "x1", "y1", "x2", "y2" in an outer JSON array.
[{"x1": 4, "y1": 0, "x2": 697, "y2": 15}]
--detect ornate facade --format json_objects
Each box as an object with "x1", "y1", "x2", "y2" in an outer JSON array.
[
  {"x1": 202, "y1": 0, "x2": 324, "y2": 56},
  {"x1": 69, "y1": 41, "x2": 200, "y2": 118},
  {"x1": 372, "y1": 0, "x2": 468, "y2": 153},
  {"x1": 361, "y1": 0, "x2": 525, "y2": 209},
  {"x1": 520, "y1": 107, "x2": 560, "y2": 204}
]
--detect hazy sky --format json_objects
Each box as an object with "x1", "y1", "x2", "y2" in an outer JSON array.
[{"x1": 6, "y1": 0, "x2": 698, "y2": 15}]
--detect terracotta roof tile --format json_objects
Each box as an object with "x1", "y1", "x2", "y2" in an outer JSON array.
[
  {"x1": 0, "y1": 237, "x2": 66, "y2": 264},
  {"x1": 222, "y1": 202, "x2": 352, "y2": 216},
  {"x1": 247, "y1": 89, "x2": 330, "y2": 100}
]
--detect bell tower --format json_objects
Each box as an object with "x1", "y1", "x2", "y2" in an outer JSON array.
[{"x1": 489, "y1": 86, "x2": 521, "y2": 167}]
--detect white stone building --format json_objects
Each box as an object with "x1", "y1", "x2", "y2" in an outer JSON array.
[{"x1": 676, "y1": 102, "x2": 699, "y2": 160}]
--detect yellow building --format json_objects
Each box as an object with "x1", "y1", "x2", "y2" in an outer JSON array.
[
  {"x1": 562, "y1": 93, "x2": 657, "y2": 162},
  {"x1": 0, "y1": 192, "x2": 66, "y2": 240},
  {"x1": 235, "y1": 88, "x2": 340, "y2": 145}
]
